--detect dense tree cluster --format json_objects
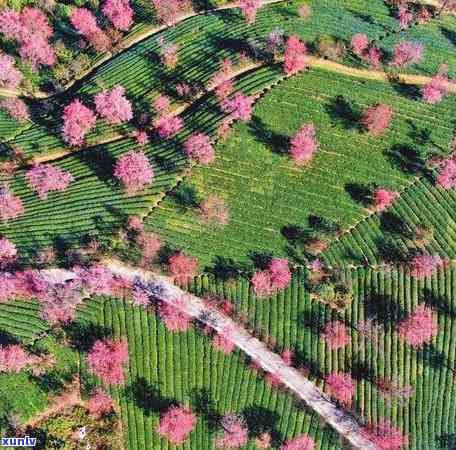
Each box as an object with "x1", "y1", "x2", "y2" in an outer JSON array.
[{"x1": 251, "y1": 258, "x2": 291, "y2": 296}]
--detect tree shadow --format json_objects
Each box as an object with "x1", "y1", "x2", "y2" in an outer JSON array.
[
  {"x1": 374, "y1": 235, "x2": 409, "y2": 264},
  {"x1": 248, "y1": 116, "x2": 289, "y2": 155},
  {"x1": 128, "y1": 377, "x2": 175, "y2": 415},
  {"x1": 364, "y1": 292, "x2": 405, "y2": 325},
  {"x1": 386, "y1": 143, "x2": 427, "y2": 175},
  {"x1": 349, "y1": 358, "x2": 376, "y2": 383},
  {"x1": 416, "y1": 344, "x2": 454, "y2": 373},
  {"x1": 243, "y1": 405, "x2": 280, "y2": 443},
  {"x1": 0, "y1": 330, "x2": 20, "y2": 346},
  {"x1": 208, "y1": 256, "x2": 252, "y2": 280},
  {"x1": 345, "y1": 183, "x2": 373, "y2": 207},
  {"x1": 298, "y1": 309, "x2": 328, "y2": 336},
  {"x1": 438, "y1": 433, "x2": 456, "y2": 449},
  {"x1": 387, "y1": 76, "x2": 421, "y2": 101},
  {"x1": 379, "y1": 212, "x2": 412, "y2": 238},
  {"x1": 422, "y1": 288, "x2": 456, "y2": 319},
  {"x1": 325, "y1": 95, "x2": 362, "y2": 130},
  {"x1": 248, "y1": 251, "x2": 273, "y2": 270},
  {"x1": 190, "y1": 388, "x2": 220, "y2": 431},
  {"x1": 407, "y1": 120, "x2": 432, "y2": 146},
  {"x1": 293, "y1": 349, "x2": 325, "y2": 379},
  {"x1": 76, "y1": 145, "x2": 117, "y2": 186},
  {"x1": 63, "y1": 321, "x2": 112, "y2": 352},
  {"x1": 440, "y1": 26, "x2": 456, "y2": 46},
  {"x1": 169, "y1": 183, "x2": 201, "y2": 209}
]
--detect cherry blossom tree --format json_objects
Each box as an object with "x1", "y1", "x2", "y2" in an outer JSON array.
[
  {"x1": 251, "y1": 270, "x2": 274, "y2": 297},
  {"x1": 184, "y1": 133, "x2": 215, "y2": 165},
  {"x1": 281, "y1": 434, "x2": 315, "y2": 450},
  {"x1": 137, "y1": 231, "x2": 162, "y2": 264},
  {"x1": 397, "y1": 6, "x2": 413, "y2": 30},
  {"x1": 0, "y1": 98, "x2": 29, "y2": 122},
  {"x1": 0, "y1": 184, "x2": 24, "y2": 223},
  {"x1": 70, "y1": 8, "x2": 110, "y2": 52},
  {"x1": 325, "y1": 372, "x2": 356, "y2": 405},
  {"x1": 298, "y1": 5, "x2": 311, "y2": 18},
  {"x1": 200, "y1": 195, "x2": 229, "y2": 225},
  {"x1": 422, "y1": 65, "x2": 450, "y2": 104},
  {"x1": 239, "y1": 0, "x2": 262, "y2": 24},
  {"x1": 20, "y1": 7, "x2": 53, "y2": 39},
  {"x1": 215, "y1": 414, "x2": 248, "y2": 449},
  {"x1": 437, "y1": 159, "x2": 456, "y2": 189},
  {"x1": 0, "y1": 54, "x2": 23, "y2": 89},
  {"x1": 322, "y1": 321, "x2": 350, "y2": 349},
  {"x1": 212, "y1": 326, "x2": 236, "y2": 354},
  {"x1": 152, "y1": 0, "x2": 192, "y2": 24},
  {"x1": 221, "y1": 93, "x2": 254, "y2": 122},
  {"x1": 389, "y1": 41, "x2": 423, "y2": 68},
  {"x1": 87, "y1": 389, "x2": 115, "y2": 417},
  {"x1": 73, "y1": 265, "x2": 117, "y2": 296},
  {"x1": 153, "y1": 94, "x2": 170, "y2": 115},
  {"x1": 131, "y1": 283, "x2": 150, "y2": 307},
  {"x1": 397, "y1": 304, "x2": 438, "y2": 347},
  {"x1": 0, "y1": 9, "x2": 22, "y2": 40},
  {"x1": 284, "y1": 35, "x2": 307, "y2": 75},
  {"x1": 372, "y1": 188, "x2": 399, "y2": 211},
  {"x1": 251, "y1": 258, "x2": 291, "y2": 296},
  {"x1": 158, "y1": 300, "x2": 191, "y2": 332},
  {"x1": 376, "y1": 377, "x2": 413, "y2": 404},
  {"x1": 255, "y1": 432, "x2": 272, "y2": 449},
  {"x1": 289, "y1": 123, "x2": 318, "y2": 164},
  {"x1": 102, "y1": 0, "x2": 134, "y2": 31},
  {"x1": 361, "y1": 103, "x2": 394, "y2": 136},
  {"x1": 157, "y1": 37, "x2": 179, "y2": 68},
  {"x1": 0, "y1": 344, "x2": 38, "y2": 373},
  {"x1": 26, "y1": 163, "x2": 74, "y2": 199},
  {"x1": 156, "y1": 405, "x2": 196, "y2": 444},
  {"x1": 155, "y1": 115, "x2": 183, "y2": 138},
  {"x1": 62, "y1": 99, "x2": 96, "y2": 146},
  {"x1": 0, "y1": 272, "x2": 18, "y2": 303},
  {"x1": 0, "y1": 237, "x2": 17, "y2": 266},
  {"x1": 87, "y1": 338, "x2": 128, "y2": 385},
  {"x1": 114, "y1": 150, "x2": 154, "y2": 194},
  {"x1": 94, "y1": 85, "x2": 133, "y2": 124},
  {"x1": 19, "y1": 36, "x2": 56, "y2": 69},
  {"x1": 409, "y1": 254, "x2": 442, "y2": 279},
  {"x1": 133, "y1": 130, "x2": 149, "y2": 145},
  {"x1": 168, "y1": 252, "x2": 199, "y2": 282},
  {"x1": 362, "y1": 420, "x2": 408, "y2": 450},
  {"x1": 351, "y1": 33, "x2": 369, "y2": 56}
]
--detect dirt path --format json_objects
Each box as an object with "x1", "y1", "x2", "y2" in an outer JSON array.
[{"x1": 40, "y1": 262, "x2": 376, "y2": 450}]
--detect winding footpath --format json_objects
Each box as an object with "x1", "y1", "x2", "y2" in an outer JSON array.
[{"x1": 40, "y1": 261, "x2": 376, "y2": 450}]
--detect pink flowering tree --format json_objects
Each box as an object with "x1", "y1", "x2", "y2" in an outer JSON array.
[
  {"x1": 0, "y1": 344, "x2": 39, "y2": 373},
  {"x1": 239, "y1": 0, "x2": 262, "y2": 24},
  {"x1": 389, "y1": 41, "x2": 423, "y2": 68},
  {"x1": 251, "y1": 258, "x2": 291, "y2": 296},
  {"x1": 114, "y1": 150, "x2": 154, "y2": 194},
  {"x1": 289, "y1": 123, "x2": 318, "y2": 164},
  {"x1": 284, "y1": 35, "x2": 307, "y2": 75},
  {"x1": 0, "y1": 8, "x2": 23, "y2": 40},
  {"x1": 156, "y1": 405, "x2": 197, "y2": 444},
  {"x1": 0, "y1": 54, "x2": 23, "y2": 89},
  {"x1": 184, "y1": 133, "x2": 215, "y2": 165},
  {"x1": 422, "y1": 65, "x2": 451, "y2": 104},
  {"x1": 155, "y1": 115, "x2": 183, "y2": 138},
  {"x1": 62, "y1": 99, "x2": 97, "y2": 146},
  {"x1": 361, "y1": 103, "x2": 394, "y2": 136},
  {"x1": 362, "y1": 420, "x2": 408, "y2": 450},
  {"x1": 0, "y1": 184, "x2": 24, "y2": 223},
  {"x1": 322, "y1": 321, "x2": 350, "y2": 349},
  {"x1": 70, "y1": 8, "x2": 111, "y2": 52},
  {"x1": 26, "y1": 163, "x2": 74, "y2": 199},
  {"x1": 410, "y1": 254, "x2": 442, "y2": 279},
  {"x1": 158, "y1": 301, "x2": 191, "y2": 332},
  {"x1": 152, "y1": 0, "x2": 192, "y2": 24},
  {"x1": 131, "y1": 283, "x2": 150, "y2": 307},
  {"x1": 351, "y1": 33, "x2": 369, "y2": 56},
  {"x1": 102, "y1": 0, "x2": 134, "y2": 31},
  {"x1": 137, "y1": 231, "x2": 162, "y2": 264},
  {"x1": 372, "y1": 188, "x2": 399, "y2": 212},
  {"x1": 153, "y1": 94, "x2": 170, "y2": 115},
  {"x1": 437, "y1": 159, "x2": 456, "y2": 189},
  {"x1": 200, "y1": 195, "x2": 229, "y2": 225},
  {"x1": 94, "y1": 85, "x2": 133, "y2": 124},
  {"x1": 0, "y1": 98, "x2": 29, "y2": 122},
  {"x1": 168, "y1": 252, "x2": 199, "y2": 283},
  {"x1": 397, "y1": 7, "x2": 413, "y2": 30},
  {"x1": 0, "y1": 237, "x2": 17, "y2": 266},
  {"x1": 215, "y1": 414, "x2": 248, "y2": 449},
  {"x1": 212, "y1": 326, "x2": 236, "y2": 354},
  {"x1": 221, "y1": 93, "x2": 254, "y2": 122},
  {"x1": 87, "y1": 388, "x2": 115, "y2": 417},
  {"x1": 397, "y1": 304, "x2": 438, "y2": 347},
  {"x1": 157, "y1": 37, "x2": 179, "y2": 69},
  {"x1": 325, "y1": 372, "x2": 356, "y2": 405},
  {"x1": 255, "y1": 432, "x2": 272, "y2": 449},
  {"x1": 281, "y1": 434, "x2": 315, "y2": 450},
  {"x1": 87, "y1": 338, "x2": 128, "y2": 385}
]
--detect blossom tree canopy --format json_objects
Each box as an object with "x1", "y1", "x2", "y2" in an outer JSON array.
[
  {"x1": 0, "y1": 184, "x2": 24, "y2": 223},
  {"x1": 221, "y1": 92, "x2": 254, "y2": 122},
  {"x1": 155, "y1": 115, "x2": 183, "y2": 138},
  {"x1": 422, "y1": 65, "x2": 451, "y2": 104},
  {"x1": 152, "y1": 0, "x2": 192, "y2": 24},
  {"x1": 0, "y1": 98, "x2": 29, "y2": 122},
  {"x1": 87, "y1": 389, "x2": 115, "y2": 417},
  {"x1": 215, "y1": 414, "x2": 248, "y2": 449},
  {"x1": 362, "y1": 420, "x2": 408, "y2": 450},
  {"x1": 168, "y1": 252, "x2": 199, "y2": 282},
  {"x1": 437, "y1": 158, "x2": 456, "y2": 189},
  {"x1": 373, "y1": 188, "x2": 399, "y2": 211},
  {"x1": 212, "y1": 326, "x2": 236, "y2": 354},
  {"x1": 156, "y1": 405, "x2": 197, "y2": 444},
  {"x1": 102, "y1": 0, "x2": 134, "y2": 31},
  {"x1": 158, "y1": 301, "x2": 192, "y2": 332},
  {"x1": 184, "y1": 133, "x2": 215, "y2": 165},
  {"x1": 397, "y1": 304, "x2": 439, "y2": 347},
  {"x1": 239, "y1": 0, "x2": 263, "y2": 24},
  {"x1": 26, "y1": 163, "x2": 74, "y2": 199},
  {"x1": 62, "y1": 99, "x2": 97, "y2": 146},
  {"x1": 322, "y1": 321, "x2": 350, "y2": 349},
  {"x1": 361, "y1": 103, "x2": 394, "y2": 136},
  {"x1": 0, "y1": 237, "x2": 17, "y2": 265},
  {"x1": 0, "y1": 344, "x2": 38, "y2": 373},
  {"x1": 251, "y1": 258, "x2": 291, "y2": 296},
  {"x1": 114, "y1": 150, "x2": 154, "y2": 194},
  {"x1": 289, "y1": 123, "x2": 318, "y2": 164},
  {"x1": 0, "y1": 54, "x2": 23, "y2": 89},
  {"x1": 325, "y1": 372, "x2": 356, "y2": 405},
  {"x1": 409, "y1": 254, "x2": 443, "y2": 279},
  {"x1": 94, "y1": 85, "x2": 133, "y2": 124},
  {"x1": 280, "y1": 434, "x2": 315, "y2": 450},
  {"x1": 284, "y1": 35, "x2": 307, "y2": 75},
  {"x1": 389, "y1": 41, "x2": 424, "y2": 67}
]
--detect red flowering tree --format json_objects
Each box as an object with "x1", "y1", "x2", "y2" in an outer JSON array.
[
  {"x1": 410, "y1": 254, "x2": 442, "y2": 279},
  {"x1": 437, "y1": 159, "x2": 456, "y2": 189},
  {"x1": 70, "y1": 8, "x2": 110, "y2": 52},
  {"x1": 200, "y1": 195, "x2": 229, "y2": 225},
  {"x1": 289, "y1": 123, "x2": 318, "y2": 164},
  {"x1": 0, "y1": 98, "x2": 29, "y2": 122},
  {"x1": 322, "y1": 321, "x2": 350, "y2": 349},
  {"x1": 114, "y1": 150, "x2": 154, "y2": 194},
  {"x1": 137, "y1": 231, "x2": 162, "y2": 264},
  {"x1": 0, "y1": 237, "x2": 17, "y2": 266},
  {"x1": 102, "y1": 0, "x2": 133, "y2": 31},
  {"x1": 158, "y1": 300, "x2": 191, "y2": 332},
  {"x1": 389, "y1": 41, "x2": 423, "y2": 68},
  {"x1": 372, "y1": 188, "x2": 399, "y2": 212},
  {"x1": 239, "y1": 0, "x2": 262, "y2": 24},
  {"x1": 325, "y1": 372, "x2": 356, "y2": 405},
  {"x1": 156, "y1": 405, "x2": 196, "y2": 444},
  {"x1": 168, "y1": 252, "x2": 199, "y2": 282},
  {"x1": 87, "y1": 338, "x2": 128, "y2": 385},
  {"x1": 397, "y1": 304, "x2": 438, "y2": 347},
  {"x1": 212, "y1": 326, "x2": 236, "y2": 354},
  {"x1": 362, "y1": 420, "x2": 408, "y2": 450},
  {"x1": 0, "y1": 54, "x2": 22, "y2": 89},
  {"x1": 284, "y1": 35, "x2": 307, "y2": 75},
  {"x1": 62, "y1": 99, "x2": 97, "y2": 146},
  {"x1": 152, "y1": 0, "x2": 192, "y2": 24},
  {"x1": 251, "y1": 258, "x2": 291, "y2": 296},
  {"x1": 0, "y1": 184, "x2": 24, "y2": 223},
  {"x1": 87, "y1": 388, "x2": 115, "y2": 417},
  {"x1": 94, "y1": 85, "x2": 133, "y2": 124},
  {"x1": 281, "y1": 434, "x2": 315, "y2": 450},
  {"x1": 351, "y1": 33, "x2": 369, "y2": 56},
  {"x1": 221, "y1": 92, "x2": 254, "y2": 122},
  {"x1": 184, "y1": 133, "x2": 215, "y2": 165},
  {"x1": 26, "y1": 163, "x2": 74, "y2": 199},
  {"x1": 155, "y1": 115, "x2": 183, "y2": 138},
  {"x1": 215, "y1": 414, "x2": 248, "y2": 449},
  {"x1": 0, "y1": 344, "x2": 38, "y2": 373},
  {"x1": 361, "y1": 103, "x2": 394, "y2": 136},
  {"x1": 422, "y1": 65, "x2": 450, "y2": 104}
]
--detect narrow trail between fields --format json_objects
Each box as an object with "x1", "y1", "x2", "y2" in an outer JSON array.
[{"x1": 40, "y1": 261, "x2": 376, "y2": 450}]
